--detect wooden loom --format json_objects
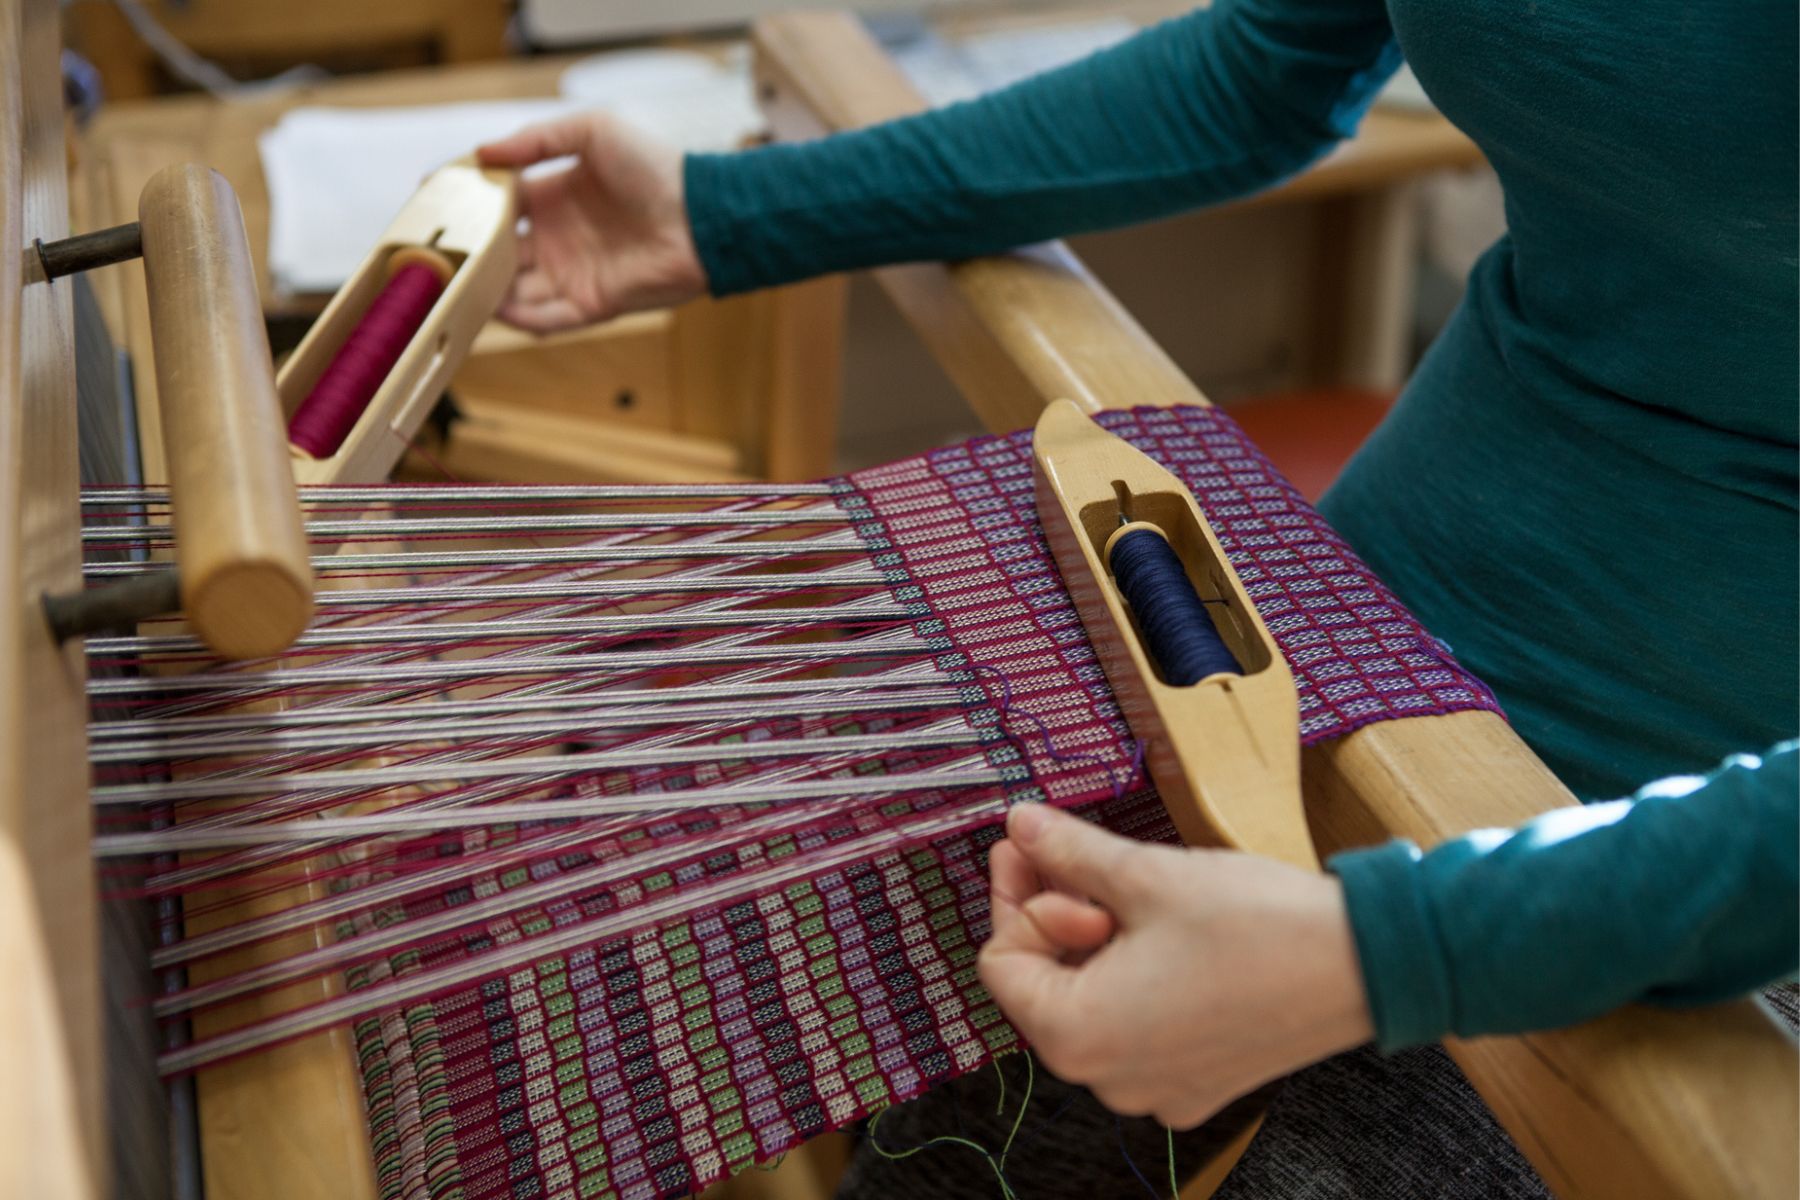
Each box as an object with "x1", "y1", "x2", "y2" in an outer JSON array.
[{"x1": 5, "y1": 2, "x2": 1797, "y2": 1198}]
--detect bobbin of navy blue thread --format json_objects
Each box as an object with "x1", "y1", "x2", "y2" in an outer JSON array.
[{"x1": 1106, "y1": 523, "x2": 1241, "y2": 685}]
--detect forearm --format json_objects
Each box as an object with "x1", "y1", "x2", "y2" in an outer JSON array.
[
  {"x1": 1333, "y1": 741, "x2": 1800, "y2": 1049},
  {"x1": 687, "y1": 0, "x2": 1399, "y2": 294}
]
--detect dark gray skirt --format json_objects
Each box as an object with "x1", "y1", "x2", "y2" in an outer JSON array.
[{"x1": 836, "y1": 987, "x2": 1797, "y2": 1199}]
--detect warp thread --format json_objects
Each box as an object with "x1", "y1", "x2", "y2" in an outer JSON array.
[
  {"x1": 1108, "y1": 528, "x2": 1240, "y2": 685},
  {"x1": 289, "y1": 261, "x2": 447, "y2": 458}
]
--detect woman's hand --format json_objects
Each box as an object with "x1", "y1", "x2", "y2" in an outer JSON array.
[
  {"x1": 977, "y1": 804, "x2": 1375, "y2": 1129},
  {"x1": 476, "y1": 114, "x2": 708, "y2": 332}
]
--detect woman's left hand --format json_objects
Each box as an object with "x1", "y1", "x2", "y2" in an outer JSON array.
[{"x1": 977, "y1": 804, "x2": 1375, "y2": 1129}]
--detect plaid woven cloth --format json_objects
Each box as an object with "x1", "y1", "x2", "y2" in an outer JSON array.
[{"x1": 349, "y1": 405, "x2": 1501, "y2": 1200}]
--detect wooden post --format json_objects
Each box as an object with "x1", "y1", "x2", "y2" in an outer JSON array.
[{"x1": 1, "y1": 0, "x2": 106, "y2": 1192}]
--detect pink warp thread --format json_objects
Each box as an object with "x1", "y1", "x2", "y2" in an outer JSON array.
[{"x1": 288, "y1": 262, "x2": 446, "y2": 458}]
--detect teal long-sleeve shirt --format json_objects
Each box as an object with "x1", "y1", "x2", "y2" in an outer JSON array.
[{"x1": 683, "y1": 0, "x2": 1800, "y2": 1049}]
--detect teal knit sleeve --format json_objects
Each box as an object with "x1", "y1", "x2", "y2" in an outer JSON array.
[
  {"x1": 684, "y1": 0, "x2": 1400, "y2": 294},
  {"x1": 1331, "y1": 742, "x2": 1800, "y2": 1050}
]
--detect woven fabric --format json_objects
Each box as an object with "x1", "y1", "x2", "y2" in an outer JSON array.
[
  {"x1": 351, "y1": 405, "x2": 1500, "y2": 1200},
  {"x1": 843, "y1": 405, "x2": 1501, "y2": 767}
]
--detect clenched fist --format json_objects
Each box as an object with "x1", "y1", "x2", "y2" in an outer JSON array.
[{"x1": 978, "y1": 803, "x2": 1375, "y2": 1128}]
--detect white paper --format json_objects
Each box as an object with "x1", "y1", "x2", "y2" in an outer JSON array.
[
  {"x1": 260, "y1": 99, "x2": 573, "y2": 293},
  {"x1": 260, "y1": 49, "x2": 763, "y2": 294}
]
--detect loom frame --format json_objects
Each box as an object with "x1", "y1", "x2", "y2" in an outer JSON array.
[
  {"x1": 2, "y1": 0, "x2": 105, "y2": 1194},
  {"x1": 4, "y1": 2, "x2": 1795, "y2": 1197}
]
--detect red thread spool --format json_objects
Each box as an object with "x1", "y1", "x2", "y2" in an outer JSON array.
[{"x1": 288, "y1": 247, "x2": 453, "y2": 459}]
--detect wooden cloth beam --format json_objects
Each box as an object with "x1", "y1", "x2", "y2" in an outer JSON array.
[{"x1": 750, "y1": 11, "x2": 1798, "y2": 1199}]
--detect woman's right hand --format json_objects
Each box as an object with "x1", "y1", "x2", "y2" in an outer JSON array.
[{"x1": 476, "y1": 114, "x2": 708, "y2": 333}]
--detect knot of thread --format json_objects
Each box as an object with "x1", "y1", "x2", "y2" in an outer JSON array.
[
  {"x1": 1108, "y1": 527, "x2": 1240, "y2": 685},
  {"x1": 288, "y1": 261, "x2": 447, "y2": 458}
]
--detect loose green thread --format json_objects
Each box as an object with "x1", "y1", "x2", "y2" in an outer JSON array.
[
  {"x1": 865, "y1": 1050, "x2": 1037, "y2": 1200},
  {"x1": 866, "y1": 1109, "x2": 1018, "y2": 1199},
  {"x1": 996, "y1": 1052, "x2": 1034, "y2": 1176},
  {"x1": 1166, "y1": 1125, "x2": 1179, "y2": 1199}
]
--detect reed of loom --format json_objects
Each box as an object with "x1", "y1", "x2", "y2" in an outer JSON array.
[{"x1": 749, "y1": 11, "x2": 1799, "y2": 1200}]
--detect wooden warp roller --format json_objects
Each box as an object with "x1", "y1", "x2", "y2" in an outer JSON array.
[
  {"x1": 750, "y1": 10, "x2": 1798, "y2": 1200},
  {"x1": 66, "y1": 163, "x2": 315, "y2": 660},
  {"x1": 41, "y1": 157, "x2": 515, "y2": 652}
]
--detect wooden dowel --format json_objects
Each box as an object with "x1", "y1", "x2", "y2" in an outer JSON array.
[{"x1": 138, "y1": 164, "x2": 313, "y2": 658}]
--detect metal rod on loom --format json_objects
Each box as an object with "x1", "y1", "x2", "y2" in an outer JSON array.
[
  {"x1": 85, "y1": 690, "x2": 972, "y2": 755},
  {"x1": 144, "y1": 510, "x2": 867, "y2": 662},
  {"x1": 114, "y1": 723, "x2": 968, "y2": 885},
  {"x1": 83, "y1": 535, "x2": 871, "y2": 576},
  {"x1": 135, "y1": 697, "x2": 970, "y2": 893},
  {"x1": 93, "y1": 499, "x2": 968, "y2": 867},
  {"x1": 88, "y1": 635, "x2": 931, "y2": 700},
  {"x1": 152, "y1": 796, "x2": 1006, "y2": 1076},
  {"x1": 141, "y1": 773, "x2": 584, "y2": 892},
  {"x1": 80, "y1": 482, "x2": 842, "y2": 504},
  {"x1": 90, "y1": 691, "x2": 970, "y2": 762},
  {"x1": 183, "y1": 543, "x2": 888, "y2": 716},
  {"x1": 146, "y1": 730, "x2": 940, "y2": 966},
  {"x1": 92, "y1": 719, "x2": 990, "y2": 805},
  {"x1": 99, "y1": 543, "x2": 929, "y2": 766},
  {"x1": 301, "y1": 571, "x2": 890, "y2": 605},
  {"x1": 149, "y1": 792, "x2": 889, "y2": 1016},
  {"x1": 108, "y1": 687, "x2": 965, "y2": 840},
  {"x1": 89, "y1": 670, "x2": 961, "y2": 740},
  {"x1": 80, "y1": 506, "x2": 853, "y2": 542},
  {"x1": 85, "y1": 595, "x2": 912, "y2": 654},
  {"x1": 102, "y1": 666, "x2": 970, "y2": 887},
  {"x1": 95, "y1": 761, "x2": 1008, "y2": 854}
]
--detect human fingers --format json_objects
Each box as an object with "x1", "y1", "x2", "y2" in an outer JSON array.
[
  {"x1": 496, "y1": 294, "x2": 593, "y2": 334},
  {"x1": 992, "y1": 839, "x2": 1111, "y2": 959},
  {"x1": 1005, "y1": 805, "x2": 1149, "y2": 916},
  {"x1": 976, "y1": 924, "x2": 1080, "y2": 1048},
  {"x1": 987, "y1": 840, "x2": 1065, "y2": 962},
  {"x1": 477, "y1": 115, "x2": 598, "y2": 168},
  {"x1": 1018, "y1": 890, "x2": 1115, "y2": 954},
  {"x1": 503, "y1": 264, "x2": 560, "y2": 309},
  {"x1": 988, "y1": 837, "x2": 1043, "y2": 909}
]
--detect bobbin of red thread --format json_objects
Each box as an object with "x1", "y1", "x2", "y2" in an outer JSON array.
[{"x1": 287, "y1": 245, "x2": 456, "y2": 461}]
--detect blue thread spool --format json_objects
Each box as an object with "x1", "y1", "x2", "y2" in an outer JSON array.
[{"x1": 1106, "y1": 522, "x2": 1240, "y2": 685}]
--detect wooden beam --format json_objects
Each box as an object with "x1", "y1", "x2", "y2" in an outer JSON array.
[{"x1": 0, "y1": 0, "x2": 105, "y2": 1192}]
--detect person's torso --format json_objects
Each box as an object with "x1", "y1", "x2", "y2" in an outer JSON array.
[{"x1": 1324, "y1": 0, "x2": 1799, "y2": 797}]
